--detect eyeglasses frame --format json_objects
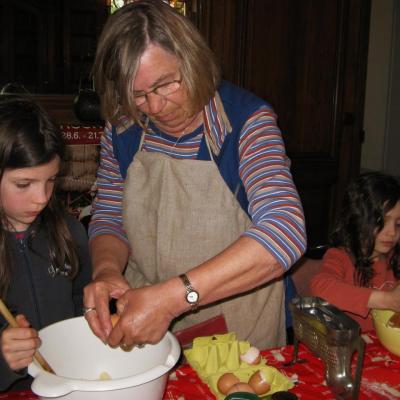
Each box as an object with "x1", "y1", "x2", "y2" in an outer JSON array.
[{"x1": 133, "y1": 78, "x2": 183, "y2": 106}]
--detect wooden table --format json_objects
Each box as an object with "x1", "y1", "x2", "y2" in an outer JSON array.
[{"x1": 3, "y1": 331, "x2": 399, "y2": 400}]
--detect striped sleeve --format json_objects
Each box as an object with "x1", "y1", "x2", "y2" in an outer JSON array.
[
  {"x1": 88, "y1": 123, "x2": 129, "y2": 245},
  {"x1": 239, "y1": 106, "x2": 306, "y2": 270}
]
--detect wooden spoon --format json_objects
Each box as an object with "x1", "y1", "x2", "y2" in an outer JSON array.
[
  {"x1": 0, "y1": 299, "x2": 54, "y2": 373},
  {"x1": 387, "y1": 312, "x2": 400, "y2": 328}
]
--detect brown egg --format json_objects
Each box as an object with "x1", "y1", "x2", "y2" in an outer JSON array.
[
  {"x1": 248, "y1": 369, "x2": 272, "y2": 395},
  {"x1": 217, "y1": 372, "x2": 240, "y2": 394},
  {"x1": 110, "y1": 314, "x2": 120, "y2": 327},
  {"x1": 226, "y1": 382, "x2": 256, "y2": 395}
]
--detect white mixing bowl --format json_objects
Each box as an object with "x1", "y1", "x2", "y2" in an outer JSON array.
[{"x1": 28, "y1": 316, "x2": 181, "y2": 399}]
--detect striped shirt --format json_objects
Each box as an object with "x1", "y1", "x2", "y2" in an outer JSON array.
[{"x1": 89, "y1": 98, "x2": 306, "y2": 270}]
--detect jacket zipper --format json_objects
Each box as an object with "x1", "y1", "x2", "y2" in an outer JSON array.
[{"x1": 18, "y1": 237, "x2": 43, "y2": 327}]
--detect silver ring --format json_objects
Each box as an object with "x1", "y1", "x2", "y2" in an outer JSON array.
[{"x1": 83, "y1": 306, "x2": 96, "y2": 315}]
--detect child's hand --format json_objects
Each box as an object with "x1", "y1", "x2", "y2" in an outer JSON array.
[
  {"x1": 0, "y1": 314, "x2": 41, "y2": 371},
  {"x1": 369, "y1": 284, "x2": 400, "y2": 311},
  {"x1": 379, "y1": 284, "x2": 400, "y2": 311},
  {"x1": 390, "y1": 284, "x2": 400, "y2": 311}
]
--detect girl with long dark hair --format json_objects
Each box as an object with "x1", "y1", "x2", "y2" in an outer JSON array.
[
  {"x1": 0, "y1": 95, "x2": 91, "y2": 391},
  {"x1": 310, "y1": 171, "x2": 400, "y2": 331}
]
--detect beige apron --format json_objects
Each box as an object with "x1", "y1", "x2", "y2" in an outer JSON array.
[{"x1": 122, "y1": 133, "x2": 286, "y2": 349}]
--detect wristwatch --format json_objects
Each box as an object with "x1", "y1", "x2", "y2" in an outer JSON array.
[{"x1": 179, "y1": 273, "x2": 199, "y2": 309}]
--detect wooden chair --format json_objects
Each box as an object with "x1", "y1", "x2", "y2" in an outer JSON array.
[
  {"x1": 289, "y1": 245, "x2": 328, "y2": 297},
  {"x1": 290, "y1": 258, "x2": 323, "y2": 297}
]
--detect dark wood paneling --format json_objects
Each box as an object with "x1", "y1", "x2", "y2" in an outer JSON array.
[
  {"x1": 0, "y1": 1, "x2": 48, "y2": 93},
  {"x1": 192, "y1": 0, "x2": 371, "y2": 246},
  {"x1": 243, "y1": 1, "x2": 340, "y2": 156},
  {"x1": 0, "y1": 0, "x2": 108, "y2": 95}
]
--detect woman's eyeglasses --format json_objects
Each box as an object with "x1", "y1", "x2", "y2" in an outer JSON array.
[{"x1": 133, "y1": 79, "x2": 182, "y2": 106}]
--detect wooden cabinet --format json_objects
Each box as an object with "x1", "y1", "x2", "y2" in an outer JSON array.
[
  {"x1": 191, "y1": 0, "x2": 371, "y2": 246},
  {"x1": 0, "y1": 0, "x2": 108, "y2": 95}
]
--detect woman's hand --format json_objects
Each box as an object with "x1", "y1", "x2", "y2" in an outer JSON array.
[
  {"x1": 85, "y1": 235, "x2": 131, "y2": 342},
  {"x1": 108, "y1": 281, "x2": 178, "y2": 347},
  {"x1": 0, "y1": 314, "x2": 40, "y2": 371},
  {"x1": 83, "y1": 269, "x2": 131, "y2": 343}
]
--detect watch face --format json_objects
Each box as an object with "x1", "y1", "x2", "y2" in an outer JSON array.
[{"x1": 187, "y1": 290, "x2": 199, "y2": 304}]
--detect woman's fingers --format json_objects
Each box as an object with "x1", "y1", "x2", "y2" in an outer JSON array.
[
  {"x1": 83, "y1": 272, "x2": 132, "y2": 342},
  {"x1": 83, "y1": 293, "x2": 110, "y2": 342},
  {"x1": 108, "y1": 286, "x2": 172, "y2": 347},
  {"x1": 84, "y1": 280, "x2": 118, "y2": 342},
  {"x1": 84, "y1": 310, "x2": 109, "y2": 343}
]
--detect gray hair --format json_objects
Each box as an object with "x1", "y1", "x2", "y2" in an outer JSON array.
[{"x1": 93, "y1": 0, "x2": 221, "y2": 125}]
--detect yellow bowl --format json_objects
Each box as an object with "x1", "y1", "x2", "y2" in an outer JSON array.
[{"x1": 372, "y1": 309, "x2": 400, "y2": 357}]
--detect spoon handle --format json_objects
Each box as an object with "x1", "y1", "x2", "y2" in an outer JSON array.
[{"x1": 0, "y1": 299, "x2": 54, "y2": 373}]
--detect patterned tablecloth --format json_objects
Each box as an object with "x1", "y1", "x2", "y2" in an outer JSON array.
[{"x1": 2, "y1": 332, "x2": 399, "y2": 400}]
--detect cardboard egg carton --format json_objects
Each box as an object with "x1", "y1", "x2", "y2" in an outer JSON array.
[{"x1": 184, "y1": 333, "x2": 293, "y2": 400}]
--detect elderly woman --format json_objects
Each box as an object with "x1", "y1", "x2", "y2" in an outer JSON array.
[{"x1": 84, "y1": 0, "x2": 306, "y2": 350}]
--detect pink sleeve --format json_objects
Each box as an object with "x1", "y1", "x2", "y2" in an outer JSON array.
[{"x1": 309, "y1": 248, "x2": 373, "y2": 318}]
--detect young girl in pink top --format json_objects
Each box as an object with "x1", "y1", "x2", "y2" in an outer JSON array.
[{"x1": 310, "y1": 171, "x2": 400, "y2": 332}]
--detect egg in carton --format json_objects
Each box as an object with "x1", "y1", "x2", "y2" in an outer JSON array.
[{"x1": 184, "y1": 333, "x2": 293, "y2": 399}]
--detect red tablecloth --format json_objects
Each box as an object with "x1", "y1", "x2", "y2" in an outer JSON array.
[{"x1": 3, "y1": 332, "x2": 399, "y2": 400}]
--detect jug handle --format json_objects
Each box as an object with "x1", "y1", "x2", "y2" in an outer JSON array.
[{"x1": 351, "y1": 336, "x2": 365, "y2": 400}]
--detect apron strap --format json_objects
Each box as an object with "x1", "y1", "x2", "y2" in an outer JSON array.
[{"x1": 138, "y1": 130, "x2": 146, "y2": 152}]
